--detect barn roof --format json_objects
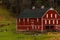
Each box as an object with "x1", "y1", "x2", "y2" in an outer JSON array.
[{"x1": 18, "y1": 7, "x2": 49, "y2": 18}]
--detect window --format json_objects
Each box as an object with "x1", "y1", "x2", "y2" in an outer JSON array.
[
  {"x1": 56, "y1": 20, "x2": 58, "y2": 24},
  {"x1": 27, "y1": 27, "x2": 29, "y2": 30},
  {"x1": 23, "y1": 19, "x2": 25, "y2": 22},
  {"x1": 55, "y1": 14, "x2": 57, "y2": 18},
  {"x1": 35, "y1": 26, "x2": 36, "y2": 29},
  {"x1": 53, "y1": 20, "x2": 55, "y2": 24},
  {"x1": 51, "y1": 14, "x2": 53, "y2": 18},
  {"x1": 19, "y1": 19, "x2": 20, "y2": 22},
  {"x1": 37, "y1": 18, "x2": 39, "y2": 22},
  {"x1": 46, "y1": 14, "x2": 48, "y2": 18},
  {"x1": 32, "y1": 25, "x2": 34, "y2": 29},
  {"x1": 27, "y1": 18, "x2": 29, "y2": 22},
  {"x1": 23, "y1": 19, "x2": 25, "y2": 25},
  {"x1": 49, "y1": 20, "x2": 50, "y2": 24},
  {"x1": 38, "y1": 26, "x2": 40, "y2": 29},
  {"x1": 45, "y1": 20, "x2": 47, "y2": 24}
]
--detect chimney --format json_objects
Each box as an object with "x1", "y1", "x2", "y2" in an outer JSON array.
[
  {"x1": 41, "y1": 5, "x2": 45, "y2": 9},
  {"x1": 32, "y1": 6, "x2": 35, "y2": 10}
]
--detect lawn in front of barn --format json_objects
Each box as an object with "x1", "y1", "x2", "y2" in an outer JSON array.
[
  {"x1": 18, "y1": 32, "x2": 60, "y2": 40},
  {"x1": 0, "y1": 7, "x2": 60, "y2": 40}
]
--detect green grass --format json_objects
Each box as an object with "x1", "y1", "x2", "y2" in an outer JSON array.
[
  {"x1": 0, "y1": 32, "x2": 17, "y2": 40},
  {"x1": 17, "y1": 32, "x2": 60, "y2": 40},
  {"x1": 0, "y1": 8, "x2": 10, "y2": 17},
  {"x1": 0, "y1": 20, "x2": 17, "y2": 40},
  {"x1": 0, "y1": 20, "x2": 18, "y2": 40}
]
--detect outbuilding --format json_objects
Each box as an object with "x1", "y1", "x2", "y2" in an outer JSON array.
[{"x1": 17, "y1": 7, "x2": 60, "y2": 32}]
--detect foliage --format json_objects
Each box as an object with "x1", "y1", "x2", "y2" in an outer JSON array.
[{"x1": 2, "y1": 0, "x2": 60, "y2": 17}]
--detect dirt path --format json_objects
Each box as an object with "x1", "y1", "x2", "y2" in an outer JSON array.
[{"x1": 47, "y1": 32, "x2": 60, "y2": 40}]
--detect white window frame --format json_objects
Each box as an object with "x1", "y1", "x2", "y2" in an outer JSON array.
[
  {"x1": 23, "y1": 19, "x2": 25, "y2": 24},
  {"x1": 27, "y1": 18, "x2": 29, "y2": 22},
  {"x1": 53, "y1": 20, "x2": 55, "y2": 24},
  {"x1": 27, "y1": 27, "x2": 29, "y2": 30},
  {"x1": 56, "y1": 20, "x2": 58, "y2": 24},
  {"x1": 55, "y1": 14, "x2": 57, "y2": 18},
  {"x1": 38, "y1": 26, "x2": 40, "y2": 29},
  {"x1": 37, "y1": 18, "x2": 39, "y2": 22},
  {"x1": 23, "y1": 19, "x2": 25, "y2": 22},
  {"x1": 49, "y1": 20, "x2": 50, "y2": 24},
  {"x1": 32, "y1": 25, "x2": 34, "y2": 29},
  {"x1": 51, "y1": 14, "x2": 53, "y2": 18},
  {"x1": 46, "y1": 14, "x2": 48, "y2": 18},
  {"x1": 19, "y1": 18, "x2": 20, "y2": 22},
  {"x1": 35, "y1": 26, "x2": 36, "y2": 29},
  {"x1": 45, "y1": 20, "x2": 47, "y2": 24}
]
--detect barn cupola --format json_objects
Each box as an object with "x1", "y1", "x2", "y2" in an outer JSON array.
[
  {"x1": 41, "y1": 5, "x2": 45, "y2": 9},
  {"x1": 49, "y1": 8, "x2": 54, "y2": 10},
  {"x1": 32, "y1": 6, "x2": 36, "y2": 10}
]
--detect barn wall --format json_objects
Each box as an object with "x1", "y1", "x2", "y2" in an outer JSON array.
[
  {"x1": 42, "y1": 9, "x2": 60, "y2": 31},
  {"x1": 17, "y1": 18, "x2": 41, "y2": 31},
  {"x1": 17, "y1": 9, "x2": 60, "y2": 32}
]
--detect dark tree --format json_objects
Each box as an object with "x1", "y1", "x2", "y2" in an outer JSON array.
[{"x1": 2, "y1": 0, "x2": 11, "y2": 9}]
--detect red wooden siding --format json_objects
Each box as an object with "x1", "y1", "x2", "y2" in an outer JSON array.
[
  {"x1": 17, "y1": 18, "x2": 41, "y2": 31},
  {"x1": 58, "y1": 20, "x2": 60, "y2": 24},
  {"x1": 42, "y1": 9, "x2": 60, "y2": 31},
  {"x1": 43, "y1": 10, "x2": 60, "y2": 19}
]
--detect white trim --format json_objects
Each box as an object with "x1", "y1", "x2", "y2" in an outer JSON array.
[
  {"x1": 42, "y1": 8, "x2": 60, "y2": 18},
  {"x1": 38, "y1": 26, "x2": 40, "y2": 29},
  {"x1": 41, "y1": 18, "x2": 43, "y2": 32},
  {"x1": 17, "y1": 29, "x2": 27, "y2": 31},
  {"x1": 43, "y1": 19, "x2": 60, "y2": 20},
  {"x1": 18, "y1": 25, "x2": 41, "y2": 26}
]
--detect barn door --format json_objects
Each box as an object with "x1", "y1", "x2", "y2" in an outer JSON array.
[{"x1": 46, "y1": 25, "x2": 54, "y2": 32}]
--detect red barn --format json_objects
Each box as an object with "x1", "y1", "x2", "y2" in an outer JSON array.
[{"x1": 17, "y1": 8, "x2": 60, "y2": 32}]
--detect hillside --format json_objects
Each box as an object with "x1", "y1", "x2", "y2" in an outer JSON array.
[{"x1": 0, "y1": 7, "x2": 17, "y2": 40}]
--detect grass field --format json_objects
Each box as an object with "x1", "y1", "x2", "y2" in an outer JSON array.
[
  {"x1": 0, "y1": 7, "x2": 17, "y2": 40},
  {"x1": 18, "y1": 32, "x2": 60, "y2": 40},
  {"x1": 0, "y1": 7, "x2": 60, "y2": 40},
  {"x1": 0, "y1": 21, "x2": 17, "y2": 40}
]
